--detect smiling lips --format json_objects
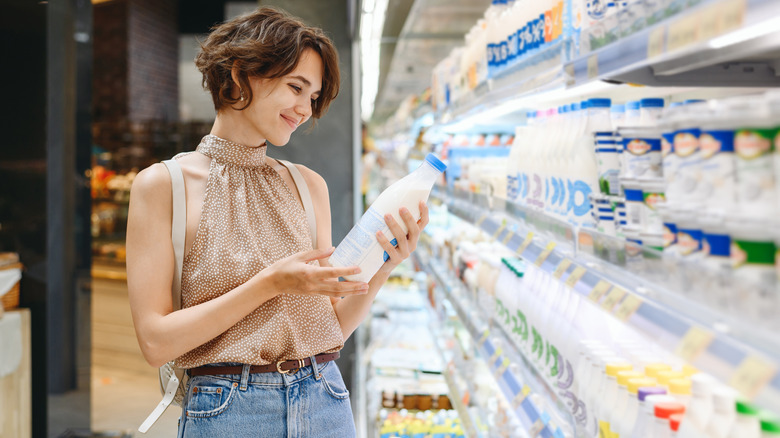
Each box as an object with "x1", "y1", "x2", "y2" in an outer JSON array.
[{"x1": 281, "y1": 114, "x2": 299, "y2": 129}]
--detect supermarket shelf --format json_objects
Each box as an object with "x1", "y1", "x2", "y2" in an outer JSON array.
[
  {"x1": 430, "y1": 185, "x2": 780, "y2": 411},
  {"x1": 420, "y1": 251, "x2": 572, "y2": 438},
  {"x1": 568, "y1": 0, "x2": 780, "y2": 87},
  {"x1": 436, "y1": 40, "x2": 567, "y2": 129}
]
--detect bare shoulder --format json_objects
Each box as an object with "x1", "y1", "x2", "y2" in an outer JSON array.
[
  {"x1": 131, "y1": 163, "x2": 171, "y2": 196},
  {"x1": 295, "y1": 164, "x2": 328, "y2": 195}
]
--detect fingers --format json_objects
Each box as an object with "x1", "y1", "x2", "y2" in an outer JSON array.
[
  {"x1": 317, "y1": 279, "x2": 369, "y2": 297},
  {"x1": 419, "y1": 201, "x2": 429, "y2": 229},
  {"x1": 299, "y1": 246, "x2": 335, "y2": 262},
  {"x1": 376, "y1": 229, "x2": 401, "y2": 263},
  {"x1": 385, "y1": 212, "x2": 410, "y2": 254},
  {"x1": 311, "y1": 265, "x2": 363, "y2": 280}
]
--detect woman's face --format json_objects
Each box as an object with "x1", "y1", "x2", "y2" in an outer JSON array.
[{"x1": 243, "y1": 48, "x2": 323, "y2": 146}]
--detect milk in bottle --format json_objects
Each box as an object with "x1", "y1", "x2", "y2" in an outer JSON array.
[{"x1": 331, "y1": 154, "x2": 446, "y2": 282}]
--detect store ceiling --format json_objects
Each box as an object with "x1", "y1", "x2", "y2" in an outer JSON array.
[{"x1": 372, "y1": 0, "x2": 491, "y2": 123}]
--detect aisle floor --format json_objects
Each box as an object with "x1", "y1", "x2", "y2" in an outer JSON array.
[{"x1": 92, "y1": 365, "x2": 180, "y2": 437}]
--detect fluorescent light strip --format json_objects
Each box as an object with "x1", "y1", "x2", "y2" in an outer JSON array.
[
  {"x1": 709, "y1": 16, "x2": 780, "y2": 49},
  {"x1": 360, "y1": 0, "x2": 389, "y2": 121}
]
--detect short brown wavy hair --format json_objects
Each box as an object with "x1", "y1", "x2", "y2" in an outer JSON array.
[{"x1": 195, "y1": 6, "x2": 340, "y2": 119}]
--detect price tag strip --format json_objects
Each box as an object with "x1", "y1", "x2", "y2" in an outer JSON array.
[
  {"x1": 588, "y1": 280, "x2": 612, "y2": 303},
  {"x1": 494, "y1": 357, "x2": 511, "y2": 380},
  {"x1": 564, "y1": 266, "x2": 587, "y2": 289},
  {"x1": 729, "y1": 355, "x2": 776, "y2": 399},
  {"x1": 600, "y1": 286, "x2": 626, "y2": 312},
  {"x1": 534, "y1": 241, "x2": 557, "y2": 267},
  {"x1": 492, "y1": 222, "x2": 507, "y2": 240},
  {"x1": 614, "y1": 294, "x2": 643, "y2": 322},
  {"x1": 517, "y1": 232, "x2": 535, "y2": 255},
  {"x1": 675, "y1": 326, "x2": 714, "y2": 363},
  {"x1": 502, "y1": 230, "x2": 515, "y2": 245},
  {"x1": 553, "y1": 259, "x2": 573, "y2": 279}
]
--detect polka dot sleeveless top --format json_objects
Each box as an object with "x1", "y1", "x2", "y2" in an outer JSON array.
[{"x1": 174, "y1": 135, "x2": 344, "y2": 368}]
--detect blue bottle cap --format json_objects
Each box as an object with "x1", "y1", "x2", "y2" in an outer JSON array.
[
  {"x1": 611, "y1": 103, "x2": 625, "y2": 113},
  {"x1": 580, "y1": 100, "x2": 590, "y2": 110},
  {"x1": 588, "y1": 98, "x2": 612, "y2": 108},
  {"x1": 626, "y1": 100, "x2": 640, "y2": 110},
  {"x1": 571, "y1": 102, "x2": 580, "y2": 111},
  {"x1": 684, "y1": 99, "x2": 706, "y2": 105},
  {"x1": 670, "y1": 102, "x2": 683, "y2": 108},
  {"x1": 640, "y1": 98, "x2": 664, "y2": 108},
  {"x1": 425, "y1": 153, "x2": 447, "y2": 172}
]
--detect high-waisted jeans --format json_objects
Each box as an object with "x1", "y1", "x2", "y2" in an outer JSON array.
[{"x1": 177, "y1": 356, "x2": 356, "y2": 437}]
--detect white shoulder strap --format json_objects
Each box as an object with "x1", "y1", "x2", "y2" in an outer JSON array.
[
  {"x1": 277, "y1": 160, "x2": 317, "y2": 249},
  {"x1": 162, "y1": 159, "x2": 186, "y2": 309}
]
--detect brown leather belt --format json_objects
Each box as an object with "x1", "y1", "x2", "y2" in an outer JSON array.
[{"x1": 188, "y1": 352, "x2": 340, "y2": 377}]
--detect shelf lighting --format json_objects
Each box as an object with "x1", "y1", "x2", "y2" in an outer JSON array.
[
  {"x1": 360, "y1": 0, "x2": 389, "y2": 122},
  {"x1": 708, "y1": 15, "x2": 780, "y2": 49},
  {"x1": 444, "y1": 79, "x2": 617, "y2": 131}
]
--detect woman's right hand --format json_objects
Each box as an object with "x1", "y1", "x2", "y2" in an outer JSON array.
[{"x1": 261, "y1": 246, "x2": 369, "y2": 298}]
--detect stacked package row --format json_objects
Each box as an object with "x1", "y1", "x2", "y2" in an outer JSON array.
[
  {"x1": 505, "y1": 92, "x2": 780, "y2": 329},
  {"x1": 432, "y1": 0, "x2": 569, "y2": 112},
  {"x1": 432, "y1": 0, "x2": 727, "y2": 113},
  {"x1": 427, "y1": 220, "x2": 780, "y2": 438}
]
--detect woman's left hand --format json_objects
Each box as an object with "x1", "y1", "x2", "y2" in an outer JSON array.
[{"x1": 375, "y1": 201, "x2": 429, "y2": 275}]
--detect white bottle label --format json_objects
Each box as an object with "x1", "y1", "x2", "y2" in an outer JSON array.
[{"x1": 330, "y1": 206, "x2": 396, "y2": 283}]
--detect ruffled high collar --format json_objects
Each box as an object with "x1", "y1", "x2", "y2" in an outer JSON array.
[{"x1": 196, "y1": 134, "x2": 268, "y2": 168}]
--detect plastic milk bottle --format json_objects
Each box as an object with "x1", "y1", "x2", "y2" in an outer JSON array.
[{"x1": 330, "y1": 154, "x2": 447, "y2": 282}]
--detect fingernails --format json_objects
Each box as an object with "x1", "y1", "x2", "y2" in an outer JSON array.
[
  {"x1": 353, "y1": 267, "x2": 361, "y2": 274},
  {"x1": 400, "y1": 207, "x2": 409, "y2": 215},
  {"x1": 385, "y1": 213, "x2": 392, "y2": 221}
]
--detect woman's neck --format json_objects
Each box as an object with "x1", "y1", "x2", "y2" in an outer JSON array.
[{"x1": 210, "y1": 111, "x2": 267, "y2": 148}]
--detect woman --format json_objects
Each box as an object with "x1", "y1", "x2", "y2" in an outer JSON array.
[{"x1": 126, "y1": 7, "x2": 428, "y2": 437}]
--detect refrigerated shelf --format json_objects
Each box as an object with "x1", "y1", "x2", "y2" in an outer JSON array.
[
  {"x1": 568, "y1": 0, "x2": 780, "y2": 87},
  {"x1": 420, "y1": 250, "x2": 573, "y2": 438},
  {"x1": 430, "y1": 185, "x2": 780, "y2": 412}
]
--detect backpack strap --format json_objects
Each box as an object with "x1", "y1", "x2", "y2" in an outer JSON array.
[
  {"x1": 139, "y1": 159, "x2": 187, "y2": 434},
  {"x1": 162, "y1": 159, "x2": 186, "y2": 310},
  {"x1": 277, "y1": 159, "x2": 317, "y2": 249}
]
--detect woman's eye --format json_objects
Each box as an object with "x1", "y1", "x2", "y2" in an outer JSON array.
[{"x1": 290, "y1": 85, "x2": 301, "y2": 93}]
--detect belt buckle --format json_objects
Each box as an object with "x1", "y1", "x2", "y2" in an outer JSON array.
[{"x1": 276, "y1": 359, "x2": 305, "y2": 375}]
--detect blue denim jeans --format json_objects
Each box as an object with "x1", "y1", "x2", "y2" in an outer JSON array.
[{"x1": 177, "y1": 356, "x2": 356, "y2": 437}]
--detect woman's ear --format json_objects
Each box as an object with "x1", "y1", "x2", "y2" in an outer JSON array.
[{"x1": 230, "y1": 61, "x2": 241, "y2": 85}]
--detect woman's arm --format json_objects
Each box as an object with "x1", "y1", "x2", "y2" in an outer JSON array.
[{"x1": 127, "y1": 164, "x2": 366, "y2": 367}]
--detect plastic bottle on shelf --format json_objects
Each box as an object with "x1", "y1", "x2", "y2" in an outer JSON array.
[
  {"x1": 698, "y1": 103, "x2": 736, "y2": 215},
  {"x1": 609, "y1": 370, "x2": 645, "y2": 436},
  {"x1": 625, "y1": 101, "x2": 641, "y2": 126},
  {"x1": 612, "y1": 103, "x2": 626, "y2": 129},
  {"x1": 657, "y1": 370, "x2": 685, "y2": 389},
  {"x1": 661, "y1": 104, "x2": 680, "y2": 205},
  {"x1": 668, "y1": 378, "x2": 692, "y2": 409},
  {"x1": 639, "y1": 98, "x2": 665, "y2": 128},
  {"x1": 761, "y1": 413, "x2": 780, "y2": 438},
  {"x1": 730, "y1": 96, "x2": 779, "y2": 220},
  {"x1": 728, "y1": 217, "x2": 777, "y2": 325},
  {"x1": 632, "y1": 392, "x2": 674, "y2": 438},
  {"x1": 730, "y1": 401, "x2": 762, "y2": 438},
  {"x1": 671, "y1": 102, "x2": 705, "y2": 205},
  {"x1": 670, "y1": 413, "x2": 684, "y2": 437},
  {"x1": 331, "y1": 154, "x2": 446, "y2": 282},
  {"x1": 568, "y1": 98, "x2": 607, "y2": 227},
  {"x1": 653, "y1": 402, "x2": 686, "y2": 438},
  {"x1": 618, "y1": 377, "x2": 658, "y2": 438},
  {"x1": 588, "y1": 354, "x2": 625, "y2": 436},
  {"x1": 676, "y1": 373, "x2": 716, "y2": 438},
  {"x1": 706, "y1": 386, "x2": 739, "y2": 438},
  {"x1": 593, "y1": 99, "x2": 621, "y2": 197},
  {"x1": 599, "y1": 361, "x2": 634, "y2": 437},
  {"x1": 528, "y1": 111, "x2": 547, "y2": 210}
]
